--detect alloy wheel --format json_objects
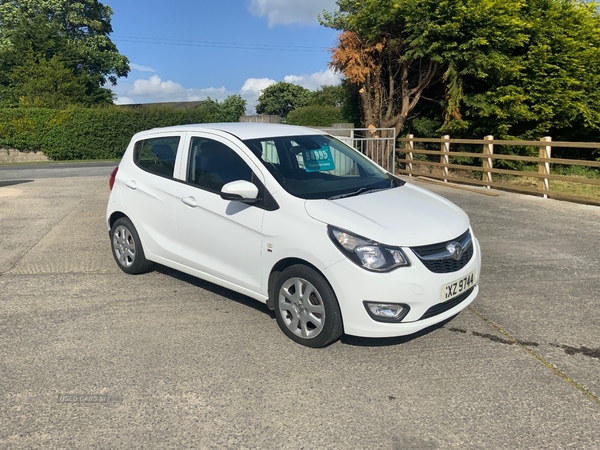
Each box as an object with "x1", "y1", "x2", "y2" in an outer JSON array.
[{"x1": 278, "y1": 277, "x2": 326, "y2": 339}]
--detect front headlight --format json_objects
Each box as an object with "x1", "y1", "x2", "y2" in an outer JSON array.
[{"x1": 328, "y1": 226, "x2": 410, "y2": 272}]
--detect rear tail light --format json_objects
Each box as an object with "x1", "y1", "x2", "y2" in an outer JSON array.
[{"x1": 109, "y1": 166, "x2": 118, "y2": 190}]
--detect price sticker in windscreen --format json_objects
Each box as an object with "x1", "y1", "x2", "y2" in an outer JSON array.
[{"x1": 303, "y1": 146, "x2": 336, "y2": 172}]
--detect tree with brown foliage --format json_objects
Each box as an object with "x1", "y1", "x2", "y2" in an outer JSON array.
[
  {"x1": 330, "y1": 30, "x2": 438, "y2": 135},
  {"x1": 322, "y1": 0, "x2": 530, "y2": 136}
]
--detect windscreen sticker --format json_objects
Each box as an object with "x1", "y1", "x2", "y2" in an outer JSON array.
[{"x1": 303, "y1": 145, "x2": 335, "y2": 172}]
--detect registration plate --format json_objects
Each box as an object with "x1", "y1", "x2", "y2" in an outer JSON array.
[{"x1": 440, "y1": 271, "x2": 477, "y2": 303}]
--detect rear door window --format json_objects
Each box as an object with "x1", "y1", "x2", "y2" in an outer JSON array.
[{"x1": 133, "y1": 136, "x2": 181, "y2": 178}]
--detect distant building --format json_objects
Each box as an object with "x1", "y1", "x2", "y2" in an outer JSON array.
[
  {"x1": 239, "y1": 114, "x2": 281, "y2": 123},
  {"x1": 118, "y1": 101, "x2": 205, "y2": 110}
]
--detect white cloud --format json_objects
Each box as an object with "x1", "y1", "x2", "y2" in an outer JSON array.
[
  {"x1": 236, "y1": 70, "x2": 342, "y2": 114},
  {"x1": 112, "y1": 70, "x2": 342, "y2": 113},
  {"x1": 240, "y1": 77, "x2": 276, "y2": 95},
  {"x1": 129, "y1": 75, "x2": 185, "y2": 97},
  {"x1": 113, "y1": 75, "x2": 231, "y2": 104},
  {"x1": 130, "y1": 63, "x2": 156, "y2": 73},
  {"x1": 284, "y1": 68, "x2": 342, "y2": 90},
  {"x1": 239, "y1": 77, "x2": 276, "y2": 112},
  {"x1": 249, "y1": 0, "x2": 337, "y2": 26}
]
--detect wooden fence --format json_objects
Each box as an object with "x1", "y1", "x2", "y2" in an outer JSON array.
[{"x1": 396, "y1": 135, "x2": 600, "y2": 206}]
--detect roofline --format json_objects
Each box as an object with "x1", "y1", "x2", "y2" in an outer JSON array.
[{"x1": 137, "y1": 123, "x2": 328, "y2": 141}]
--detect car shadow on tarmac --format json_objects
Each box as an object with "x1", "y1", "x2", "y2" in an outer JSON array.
[
  {"x1": 340, "y1": 316, "x2": 458, "y2": 347},
  {"x1": 155, "y1": 264, "x2": 458, "y2": 348},
  {"x1": 154, "y1": 264, "x2": 276, "y2": 319}
]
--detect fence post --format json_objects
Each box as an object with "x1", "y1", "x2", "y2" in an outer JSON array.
[
  {"x1": 482, "y1": 135, "x2": 494, "y2": 189},
  {"x1": 391, "y1": 128, "x2": 397, "y2": 175},
  {"x1": 406, "y1": 134, "x2": 414, "y2": 176},
  {"x1": 538, "y1": 136, "x2": 552, "y2": 198},
  {"x1": 441, "y1": 135, "x2": 450, "y2": 182}
]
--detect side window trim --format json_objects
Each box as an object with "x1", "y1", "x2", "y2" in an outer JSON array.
[
  {"x1": 181, "y1": 133, "x2": 278, "y2": 211},
  {"x1": 185, "y1": 135, "x2": 262, "y2": 191}
]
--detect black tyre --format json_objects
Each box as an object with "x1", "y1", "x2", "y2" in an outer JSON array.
[
  {"x1": 273, "y1": 265, "x2": 343, "y2": 347},
  {"x1": 110, "y1": 217, "x2": 153, "y2": 274}
]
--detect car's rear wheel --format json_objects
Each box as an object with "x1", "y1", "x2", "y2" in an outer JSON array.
[
  {"x1": 110, "y1": 217, "x2": 153, "y2": 274},
  {"x1": 274, "y1": 265, "x2": 343, "y2": 347}
]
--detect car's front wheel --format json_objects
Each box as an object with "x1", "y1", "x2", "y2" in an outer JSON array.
[
  {"x1": 110, "y1": 217, "x2": 153, "y2": 274},
  {"x1": 274, "y1": 265, "x2": 343, "y2": 347}
]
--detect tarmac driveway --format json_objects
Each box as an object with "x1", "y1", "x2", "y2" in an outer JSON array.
[{"x1": 1, "y1": 170, "x2": 599, "y2": 449}]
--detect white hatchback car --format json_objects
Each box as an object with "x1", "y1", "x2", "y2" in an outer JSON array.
[{"x1": 107, "y1": 123, "x2": 481, "y2": 347}]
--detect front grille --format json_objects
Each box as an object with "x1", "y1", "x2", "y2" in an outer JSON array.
[
  {"x1": 411, "y1": 230, "x2": 473, "y2": 273},
  {"x1": 418, "y1": 245, "x2": 473, "y2": 273},
  {"x1": 419, "y1": 287, "x2": 474, "y2": 321}
]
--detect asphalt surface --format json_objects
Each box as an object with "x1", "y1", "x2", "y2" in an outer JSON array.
[
  {"x1": 0, "y1": 161, "x2": 117, "y2": 182},
  {"x1": 1, "y1": 165, "x2": 599, "y2": 449}
]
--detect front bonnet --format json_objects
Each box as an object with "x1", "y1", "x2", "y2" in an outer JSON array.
[{"x1": 305, "y1": 183, "x2": 470, "y2": 246}]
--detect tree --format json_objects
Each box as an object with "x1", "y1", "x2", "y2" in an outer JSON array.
[
  {"x1": 322, "y1": 0, "x2": 600, "y2": 143},
  {"x1": 287, "y1": 105, "x2": 345, "y2": 127},
  {"x1": 321, "y1": 0, "x2": 528, "y2": 135},
  {"x1": 218, "y1": 94, "x2": 247, "y2": 122},
  {"x1": 305, "y1": 83, "x2": 361, "y2": 126},
  {"x1": 0, "y1": 0, "x2": 129, "y2": 105},
  {"x1": 453, "y1": 0, "x2": 600, "y2": 143},
  {"x1": 187, "y1": 95, "x2": 247, "y2": 123},
  {"x1": 256, "y1": 82, "x2": 311, "y2": 119},
  {"x1": 0, "y1": 52, "x2": 88, "y2": 107},
  {"x1": 308, "y1": 85, "x2": 345, "y2": 107}
]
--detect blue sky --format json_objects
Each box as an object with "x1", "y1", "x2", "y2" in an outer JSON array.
[{"x1": 108, "y1": 0, "x2": 342, "y2": 112}]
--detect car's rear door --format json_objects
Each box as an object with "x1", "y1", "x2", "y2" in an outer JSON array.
[
  {"x1": 120, "y1": 133, "x2": 184, "y2": 264},
  {"x1": 174, "y1": 133, "x2": 266, "y2": 294}
]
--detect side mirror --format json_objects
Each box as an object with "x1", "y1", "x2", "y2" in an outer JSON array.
[{"x1": 220, "y1": 180, "x2": 259, "y2": 204}]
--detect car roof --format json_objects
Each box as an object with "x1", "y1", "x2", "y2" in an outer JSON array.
[{"x1": 143, "y1": 123, "x2": 327, "y2": 141}]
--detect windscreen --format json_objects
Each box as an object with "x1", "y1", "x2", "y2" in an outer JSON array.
[{"x1": 243, "y1": 134, "x2": 402, "y2": 200}]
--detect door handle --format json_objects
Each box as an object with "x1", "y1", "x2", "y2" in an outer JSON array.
[
  {"x1": 124, "y1": 180, "x2": 137, "y2": 190},
  {"x1": 181, "y1": 196, "x2": 198, "y2": 208}
]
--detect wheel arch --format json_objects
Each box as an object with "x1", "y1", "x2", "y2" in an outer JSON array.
[
  {"x1": 108, "y1": 212, "x2": 150, "y2": 256},
  {"x1": 267, "y1": 257, "x2": 333, "y2": 310},
  {"x1": 108, "y1": 213, "x2": 154, "y2": 274},
  {"x1": 108, "y1": 211, "x2": 128, "y2": 230}
]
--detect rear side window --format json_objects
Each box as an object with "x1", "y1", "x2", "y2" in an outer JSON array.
[
  {"x1": 133, "y1": 136, "x2": 181, "y2": 178},
  {"x1": 187, "y1": 137, "x2": 252, "y2": 192}
]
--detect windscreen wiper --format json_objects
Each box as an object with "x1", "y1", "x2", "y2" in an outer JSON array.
[{"x1": 328, "y1": 187, "x2": 388, "y2": 200}]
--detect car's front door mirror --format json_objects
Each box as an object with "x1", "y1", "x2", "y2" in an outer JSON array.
[{"x1": 220, "y1": 180, "x2": 259, "y2": 204}]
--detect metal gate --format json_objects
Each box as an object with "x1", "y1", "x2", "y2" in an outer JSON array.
[{"x1": 321, "y1": 127, "x2": 397, "y2": 173}]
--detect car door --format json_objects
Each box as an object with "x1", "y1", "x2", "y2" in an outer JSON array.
[
  {"x1": 175, "y1": 133, "x2": 266, "y2": 294},
  {"x1": 120, "y1": 134, "x2": 183, "y2": 264}
]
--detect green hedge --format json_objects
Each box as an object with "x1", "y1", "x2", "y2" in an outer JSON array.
[
  {"x1": 0, "y1": 105, "x2": 230, "y2": 160},
  {"x1": 286, "y1": 105, "x2": 345, "y2": 127}
]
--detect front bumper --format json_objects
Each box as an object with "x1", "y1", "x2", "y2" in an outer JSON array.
[{"x1": 323, "y1": 235, "x2": 482, "y2": 338}]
